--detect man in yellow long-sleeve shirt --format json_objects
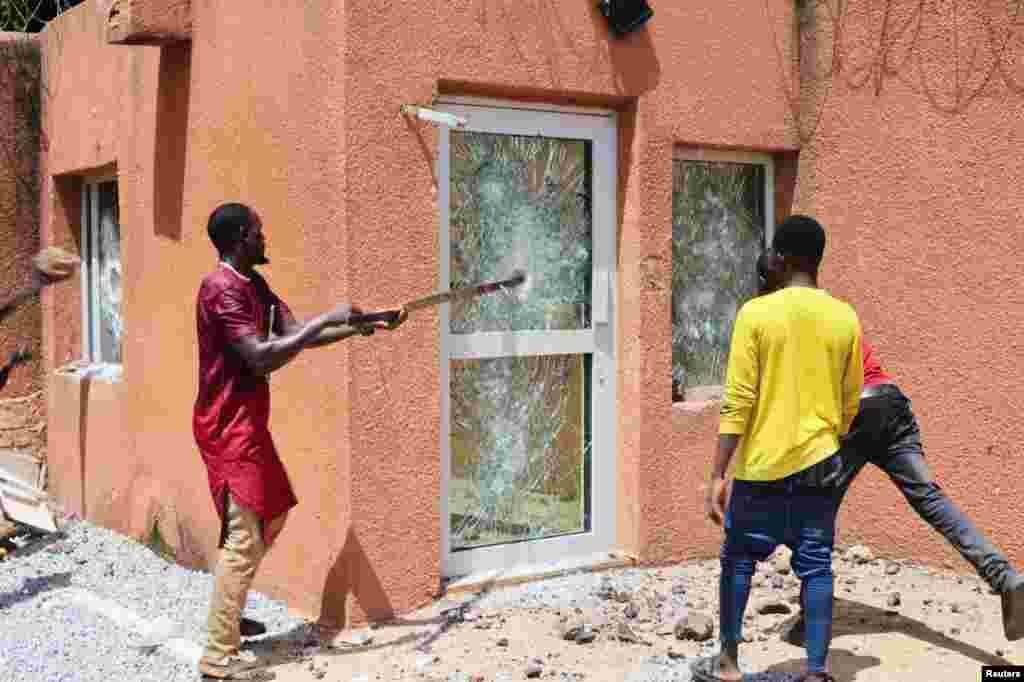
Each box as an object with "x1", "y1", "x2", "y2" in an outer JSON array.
[{"x1": 692, "y1": 215, "x2": 862, "y2": 682}]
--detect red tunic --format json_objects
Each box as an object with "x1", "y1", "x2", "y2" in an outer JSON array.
[
  {"x1": 193, "y1": 264, "x2": 299, "y2": 532},
  {"x1": 862, "y1": 337, "x2": 893, "y2": 388}
]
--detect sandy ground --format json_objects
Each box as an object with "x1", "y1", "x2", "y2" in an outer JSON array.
[{"x1": 252, "y1": 544, "x2": 1019, "y2": 681}]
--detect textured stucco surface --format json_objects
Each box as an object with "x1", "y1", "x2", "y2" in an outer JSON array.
[
  {"x1": 0, "y1": 34, "x2": 43, "y2": 405},
  {"x1": 342, "y1": 0, "x2": 800, "y2": 622},
  {"x1": 786, "y1": 1, "x2": 1024, "y2": 570},
  {"x1": 37, "y1": 0, "x2": 824, "y2": 626}
]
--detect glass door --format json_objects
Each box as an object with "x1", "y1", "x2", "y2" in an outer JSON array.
[{"x1": 438, "y1": 101, "x2": 617, "y2": 576}]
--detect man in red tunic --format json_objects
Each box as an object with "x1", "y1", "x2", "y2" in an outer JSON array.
[{"x1": 194, "y1": 203, "x2": 404, "y2": 679}]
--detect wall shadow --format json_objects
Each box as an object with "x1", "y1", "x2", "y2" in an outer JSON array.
[
  {"x1": 319, "y1": 528, "x2": 395, "y2": 627},
  {"x1": 773, "y1": 597, "x2": 1009, "y2": 668},
  {"x1": 153, "y1": 44, "x2": 192, "y2": 242},
  {"x1": 0, "y1": 571, "x2": 71, "y2": 610},
  {"x1": 760, "y1": 648, "x2": 880, "y2": 680},
  {"x1": 588, "y1": 6, "x2": 661, "y2": 96},
  {"x1": 78, "y1": 374, "x2": 90, "y2": 518}
]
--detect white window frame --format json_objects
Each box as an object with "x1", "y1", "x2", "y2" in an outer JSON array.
[
  {"x1": 671, "y1": 147, "x2": 775, "y2": 401},
  {"x1": 80, "y1": 176, "x2": 121, "y2": 366},
  {"x1": 436, "y1": 98, "x2": 618, "y2": 578}
]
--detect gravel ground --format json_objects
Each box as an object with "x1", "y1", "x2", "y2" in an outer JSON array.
[
  {"x1": 1, "y1": 521, "x2": 1015, "y2": 681},
  {"x1": 0, "y1": 519, "x2": 307, "y2": 682}
]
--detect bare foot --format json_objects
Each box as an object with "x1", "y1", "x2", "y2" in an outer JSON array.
[{"x1": 691, "y1": 653, "x2": 744, "y2": 682}]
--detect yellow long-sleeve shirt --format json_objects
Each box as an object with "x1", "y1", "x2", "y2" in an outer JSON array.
[{"x1": 719, "y1": 286, "x2": 863, "y2": 481}]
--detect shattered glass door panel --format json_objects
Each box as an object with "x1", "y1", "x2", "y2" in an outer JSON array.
[
  {"x1": 97, "y1": 181, "x2": 122, "y2": 364},
  {"x1": 450, "y1": 354, "x2": 590, "y2": 550},
  {"x1": 449, "y1": 132, "x2": 592, "y2": 333},
  {"x1": 671, "y1": 161, "x2": 765, "y2": 401}
]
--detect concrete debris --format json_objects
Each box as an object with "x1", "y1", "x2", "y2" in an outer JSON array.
[
  {"x1": 574, "y1": 624, "x2": 596, "y2": 644},
  {"x1": 887, "y1": 592, "x2": 902, "y2": 608},
  {"x1": 557, "y1": 612, "x2": 585, "y2": 640},
  {"x1": 616, "y1": 621, "x2": 649, "y2": 645},
  {"x1": 0, "y1": 519, "x2": 17, "y2": 541},
  {"x1": 674, "y1": 613, "x2": 714, "y2": 642},
  {"x1": 415, "y1": 653, "x2": 439, "y2": 673},
  {"x1": 525, "y1": 657, "x2": 544, "y2": 678},
  {"x1": 846, "y1": 545, "x2": 876, "y2": 565}
]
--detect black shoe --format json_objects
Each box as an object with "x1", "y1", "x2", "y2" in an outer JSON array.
[
  {"x1": 240, "y1": 618, "x2": 267, "y2": 638},
  {"x1": 780, "y1": 617, "x2": 806, "y2": 647},
  {"x1": 1002, "y1": 577, "x2": 1024, "y2": 641}
]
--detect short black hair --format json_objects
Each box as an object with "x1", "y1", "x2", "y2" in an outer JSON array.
[
  {"x1": 207, "y1": 203, "x2": 253, "y2": 256},
  {"x1": 772, "y1": 214, "x2": 826, "y2": 267},
  {"x1": 756, "y1": 250, "x2": 775, "y2": 279}
]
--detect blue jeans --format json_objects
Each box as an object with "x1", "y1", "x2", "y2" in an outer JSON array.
[
  {"x1": 835, "y1": 384, "x2": 1017, "y2": 591},
  {"x1": 721, "y1": 473, "x2": 839, "y2": 673}
]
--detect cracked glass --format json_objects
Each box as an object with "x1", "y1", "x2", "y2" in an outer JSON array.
[
  {"x1": 96, "y1": 181, "x2": 122, "y2": 364},
  {"x1": 671, "y1": 160, "x2": 765, "y2": 402},
  {"x1": 449, "y1": 131, "x2": 592, "y2": 333},
  {"x1": 448, "y1": 131, "x2": 594, "y2": 551}
]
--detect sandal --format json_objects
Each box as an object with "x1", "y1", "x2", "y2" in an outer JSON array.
[
  {"x1": 690, "y1": 654, "x2": 744, "y2": 682},
  {"x1": 199, "y1": 653, "x2": 276, "y2": 680}
]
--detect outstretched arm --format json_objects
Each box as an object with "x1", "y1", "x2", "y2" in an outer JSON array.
[
  {"x1": 281, "y1": 307, "x2": 408, "y2": 349},
  {"x1": 217, "y1": 286, "x2": 361, "y2": 376}
]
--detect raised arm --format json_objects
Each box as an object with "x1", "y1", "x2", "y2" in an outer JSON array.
[
  {"x1": 217, "y1": 288, "x2": 360, "y2": 376},
  {"x1": 278, "y1": 305, "x2": 408, "y2": 349}
]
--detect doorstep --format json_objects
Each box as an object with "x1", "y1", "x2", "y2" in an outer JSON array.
[{"x1": 442, "y1": 550, "x2": 637, "y2": 596}]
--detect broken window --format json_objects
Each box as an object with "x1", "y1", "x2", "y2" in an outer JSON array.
[
  {"x1": 447, "y1": 131, "x2": 594, "y2": 552},
  {"x1": 671, "y1": 150, "x2": 773, "y2": 402},
  {"x1": 81, "y1": 179, "x2": 122, "y2": 364}
]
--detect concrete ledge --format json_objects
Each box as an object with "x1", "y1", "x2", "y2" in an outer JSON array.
[
  {"x1": 442, "y1": 550, "x2": 637, "y2": 596},
  {"x1": 105, "y1": 0, "x2": 191, "y2": 45}
]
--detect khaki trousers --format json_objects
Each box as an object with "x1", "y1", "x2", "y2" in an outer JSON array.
[{"x1": 203, "y1": 494, "x2": 288, "y2": 662}]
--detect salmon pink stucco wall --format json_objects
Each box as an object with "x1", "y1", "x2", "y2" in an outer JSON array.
[
  {"x1": 784, "y1": 1, "x2": 1024, "y2": 572},
  {"x1": 0, "y1": 34, "x2": 45, "y2": 413},
  {"x1": 39, "y1": 0, "x2": 809, "y2": 626},
  {"x1": 41, "y1": 1, "x2": 363, "y2": 623},
  {"x1": 341, "y1": 0, "x2": 799, "y2": 623}
]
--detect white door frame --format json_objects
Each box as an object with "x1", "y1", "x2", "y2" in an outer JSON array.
[{"x1": 438, "y1": 101, "x2": 618, "y2": 577}]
